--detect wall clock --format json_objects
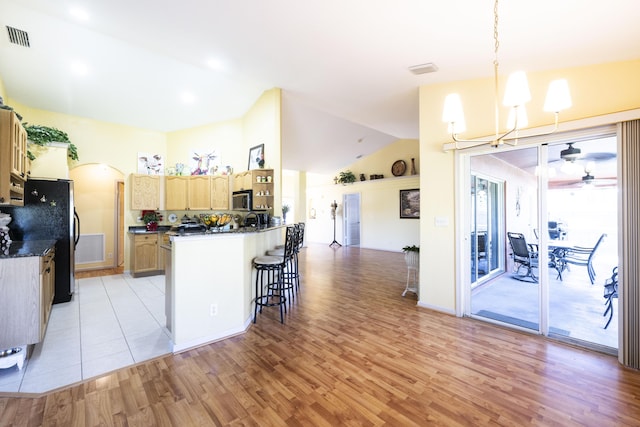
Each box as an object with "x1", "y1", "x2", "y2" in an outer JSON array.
[{"x1": 392, "y1": 160, "x2": 406, "y2": 177}]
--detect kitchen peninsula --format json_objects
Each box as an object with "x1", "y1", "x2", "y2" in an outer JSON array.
[{"x1": 164, "y1": 226, "x2": 283, "y2": 352}]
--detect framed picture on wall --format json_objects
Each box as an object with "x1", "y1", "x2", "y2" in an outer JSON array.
[
  {"x1": 248, "y1": 144, "x2": 264, "y2": 170},
  {"x1": 400, "y1": 189, "x2": 420, "y2": 218}
]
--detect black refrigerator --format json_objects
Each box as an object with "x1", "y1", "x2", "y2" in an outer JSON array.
[{"x1": 6, "y1": 178, "x2": 79, "y2": 303}]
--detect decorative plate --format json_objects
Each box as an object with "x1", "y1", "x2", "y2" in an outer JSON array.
[
  {"x1": 392, "y1": 160, "x2": 406, "y2": 177},
  {"x1": 168, "y1": 213, "x2": 178, "y2": 223}
]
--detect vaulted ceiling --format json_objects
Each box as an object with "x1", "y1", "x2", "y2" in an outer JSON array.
[{"x1": 1, "y1": 0, "x2": 639, "y2": 173}]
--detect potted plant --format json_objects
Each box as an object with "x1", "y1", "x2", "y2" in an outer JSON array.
[
  {"x1": 337, "y1": 170, "x2": 356, "y2": 184},
  {"x1": 282, "y1": 204, "x2": 290, "y2": 223},
  {"x1": 141, "y1": 210, "x2": 162, "y2": 231},
  {"x1": 402, "y1": 245, "x2": 419, "y2": 296},
  {"x1": 24, "y1": 123, "x2": 79, "y2": 161},
  {"x1": 402, "y1": 245, "x2": 420, "y2": 268}
]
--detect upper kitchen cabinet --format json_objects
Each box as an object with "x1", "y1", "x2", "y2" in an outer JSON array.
[
  {"x1": 232, "y1": 171, "x2": 252, "y2": 192},
  {"x1": 232, "y1": 169, "x2": 273, "y2": 192},
  {"x1": 131, "y1": 174, "x2": 161, "y2": 210},
  {"x1": 188, "y1": 176, "x2": 211, "y2": 210},
  {"x1": 0, "y1": 109, "x2": 28, "y2": 206},
  {"x1": 165, "y1": 176, "x2": 211, "y2": 210},
  {"x1": 211, "y1": 175, "x2": 229, "y2": 210}
]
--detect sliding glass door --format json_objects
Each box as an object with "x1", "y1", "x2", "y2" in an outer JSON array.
[
  {"x1": 464, "y1": 132, "x2": 619, "y2": 351},
  {"x1": 470, "y1": 175, "x2": 502, "y2": 285},
  {"x1": 469, "y1": 147, "x2": 540, "y2": 330}
]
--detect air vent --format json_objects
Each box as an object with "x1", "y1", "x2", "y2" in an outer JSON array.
[
  {"x1": 6, "y1": 26, "x2": 30, "y2": 48},
  {"x1": 408, "y1": 62, "x2": 438, "y2": 75}
]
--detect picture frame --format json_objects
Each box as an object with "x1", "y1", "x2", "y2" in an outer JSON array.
[
  {"x1": 400, "y1": 189, "x2": 420, "y2": 219},
  {"x1": 248, "y1": 144, "x2": 264, "y2": 170}
]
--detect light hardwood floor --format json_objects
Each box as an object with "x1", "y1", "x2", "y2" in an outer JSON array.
[{"x1": 1, "y1": 243, "x2": 640, "y2": 426}]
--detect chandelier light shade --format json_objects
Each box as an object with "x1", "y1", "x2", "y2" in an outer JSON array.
[
  {"x1": 442, "y1": 94, "x2": 466, "y2": 133},
  {"x1": 503, "y1": 71, "x2": 531, "y2": 107},
  {"x1": 543, "y1": 79, "x2": 572, "y2": 112},
  {"x1": 443, "y1": 0, "x2": 572, "y2": 150}
]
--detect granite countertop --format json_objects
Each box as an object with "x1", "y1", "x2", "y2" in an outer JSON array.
[
  {"x1": 0, "y1": 240, "x2": 56, "y2": 258},
  {"x1": 128, "y1": 225, "x2": 172, "y2": 234},
  {"x1": 166, "y1": 224, "x2": 285, "y2": 238}
]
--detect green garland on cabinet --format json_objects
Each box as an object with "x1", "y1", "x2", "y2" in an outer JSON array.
[{"x1": 24, "y1": 123, "x2": 79, "y2": 161}]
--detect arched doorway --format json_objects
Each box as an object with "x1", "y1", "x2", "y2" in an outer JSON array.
[{"x1": 69, "y1": 164, "x2": 124, "y2": 271}]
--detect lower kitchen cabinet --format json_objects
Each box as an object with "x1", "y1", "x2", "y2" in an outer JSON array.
[
  {"x1": 0, "y1": 247, "x2": 55, "y2": 348},
  {"x1": 130, "y1": 232, "x2": 167, "y2": 277}
]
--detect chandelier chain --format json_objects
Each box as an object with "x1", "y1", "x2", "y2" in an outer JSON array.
[
  {"x1": 493, "y1": 0, "x2": 500, "y2": 66},
  {"x1": 493, "y1": 0, "x2": 500, "y2": 140}
]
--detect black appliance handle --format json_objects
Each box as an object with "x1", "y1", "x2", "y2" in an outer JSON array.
[{"x1": 74, "y1": 209, "x2": 80, "y2": 248}]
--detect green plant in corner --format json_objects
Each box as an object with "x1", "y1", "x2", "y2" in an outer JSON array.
[
  {"x1": 337, "y1": 170, "x2": 356, "y2": 184},
  {"x1": 402, "y1": 245, "x2": 419, "y2": 253},
  {"x1": 24, "y1": 123, "x2": 79, "y2": 161}
]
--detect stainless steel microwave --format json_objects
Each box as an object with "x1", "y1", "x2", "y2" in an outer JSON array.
[{"x1": 232, "y1": 190, "x2": 252, "y2": 210}]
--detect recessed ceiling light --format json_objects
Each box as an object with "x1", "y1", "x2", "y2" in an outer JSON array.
[
  {"x1": 206, "y1": 58, "x2": 226, "y2": 71},
  {"x1": 70, "y1": 61, "x2": 89, "y2": 76},
  {"x1": 69, "y1": 7, "x2": 90, "y2": 22},
  {"x1": 181, "y1": 92, "x2": 196, "y2": 104},
  {"x1": 408, "y1": 62, "x2": 438, "y2": 75}
]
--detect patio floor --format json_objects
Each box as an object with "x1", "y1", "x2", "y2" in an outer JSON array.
[{"x1": 471, "y1": 259, "x2": 618, "y2": 350}]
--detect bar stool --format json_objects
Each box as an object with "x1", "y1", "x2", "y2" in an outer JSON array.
[
  {"x1": 267, "y1": 224, "x2": 301, "y2": 296},
  {"x1": 253, "y1": 226, "x2": 296, "y2": 323}
]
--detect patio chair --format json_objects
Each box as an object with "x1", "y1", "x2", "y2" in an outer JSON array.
[
  {"x1": 507, "y1": 232, "x2": 539, "y2": 282},
  {"x1": 560, "y1": 233, "x2": 607, "y2": 284},
  {"x1": 603, "y1": 266, "x2": 618, "y2": 329}
]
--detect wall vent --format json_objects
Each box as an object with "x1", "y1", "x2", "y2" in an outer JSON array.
[
  {"x1": 75, "y1": 233, "x2": 105, "y2": 264},
  {"x1": 6, "y1": 26, "x2": 30, "y2": 47}
]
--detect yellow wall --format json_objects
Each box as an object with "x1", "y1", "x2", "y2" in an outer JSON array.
[
  {"x1": 419, "y1": 59, "x2": 640, "y2": 313},
  {"x1": 0, "y1": 77, "x2": 6, "y2": 103},
  {"x1": 243, "y1": 88, "x2": 283, "y2": 214},
  {"x1": 166, "y1": 118, "x2": 244, "y2": 173}
]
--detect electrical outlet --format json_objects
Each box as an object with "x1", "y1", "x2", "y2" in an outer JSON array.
[
  {"x1": 210, "y1": 303, "x2": 218, "y2": 317},
  {"x1": 107, "y1": 252, "x2": 113, "y2": 259}
]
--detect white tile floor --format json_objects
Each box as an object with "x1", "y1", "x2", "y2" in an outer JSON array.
[{"x1": 0, "y1": 274, "x2": 172, "y2": 394}]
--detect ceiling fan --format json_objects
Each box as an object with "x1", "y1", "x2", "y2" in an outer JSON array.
[
  {"x1": 550, "y1": 162, "x2": 617, "y2": 189},
  {"x1": 557, "y1": 142, "x2": 616, "y2": 164}
]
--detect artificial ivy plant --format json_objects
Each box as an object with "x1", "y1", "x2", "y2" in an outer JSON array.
[{"x1": 24, "y1": 123, "x2": 79, "y2": 161}]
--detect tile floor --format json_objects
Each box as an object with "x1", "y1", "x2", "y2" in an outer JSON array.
[{"x1": 0, "y1": 274, "x2": 172, "y2": 394}]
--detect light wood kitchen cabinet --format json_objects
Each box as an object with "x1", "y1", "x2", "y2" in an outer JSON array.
[
  {"x1": 0, "y1": 247, "x2": 55, "y2": 348},
  {"x1": 232, "y1": 171, "x2": 253, "y2": 192},
  {"x1": 41, "y1": 249, "x2": 55, "y2": 336},
  {"x1": 211, "y1": 175, "x2": 229, "y2": 210},
  {"x1": 165, "y1": 176, "x2": 189, "y2": 210},
  {"x1": 131, "y1": 233, "x2": 159, "y2": 276},
  {"x1": 130, "y1": 174, "x2": 161, "y2": 210},
  {"x1": 188, "y1": 176, "x2": 211, "y2": 210},
  {"x1": 233, "y1": 169, "x2": 274, "y2": 210},
  {"x1": 157, "y1": 232, "x2": 170, "y2": 271},
  {"x1": 251, "y1": 169, "x2": 274, "y2": 210},
  {"x1": 165, "y1": 176, "x2": 211, "y2": 210},
  {"x1": 0, "y1": 109, "x2": 28, "y2": 206}
]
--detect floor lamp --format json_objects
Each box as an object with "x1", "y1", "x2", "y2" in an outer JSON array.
[{"x1": 329, "y1": 200, "x2": 341, "y2": 248}]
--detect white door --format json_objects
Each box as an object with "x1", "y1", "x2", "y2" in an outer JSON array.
[{"x1": 343, "y1": 193, "x2": 360, "y2": 246}]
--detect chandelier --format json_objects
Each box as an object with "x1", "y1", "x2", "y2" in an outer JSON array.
[{"x1": 442, "y1": 0, "x2": 572, "y2": 149}]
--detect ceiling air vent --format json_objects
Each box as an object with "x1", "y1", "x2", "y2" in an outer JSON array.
[{"x1": 6, "y1": 26, "x2": 30, "y2": 48}]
